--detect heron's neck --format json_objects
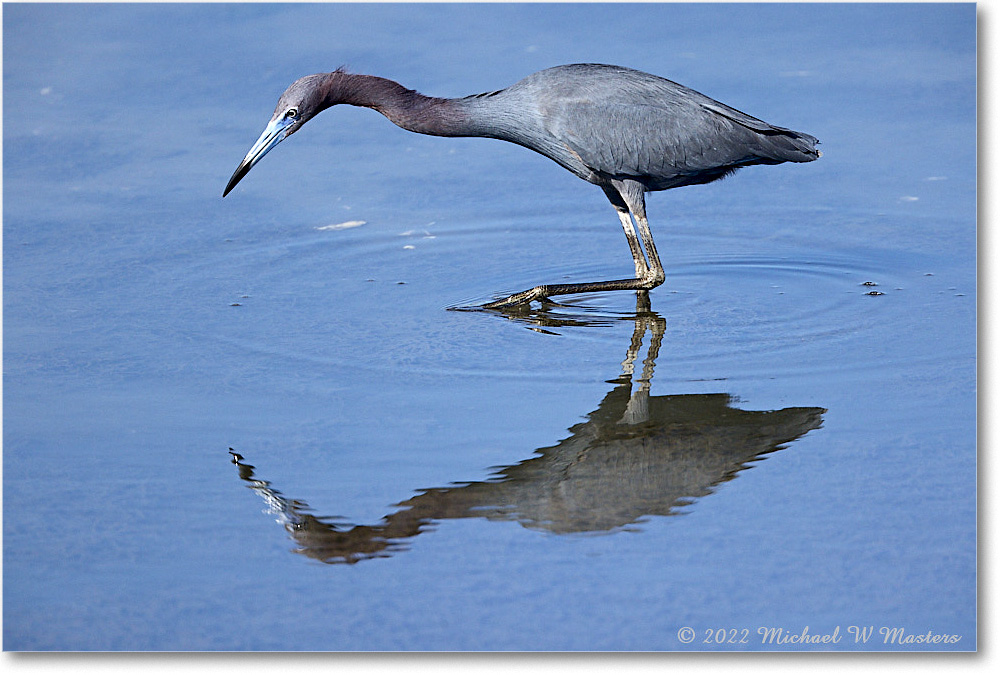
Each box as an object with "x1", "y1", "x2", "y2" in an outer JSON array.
[{"x1": 320, "y1": 72, "x2": 475, "y2": 138}]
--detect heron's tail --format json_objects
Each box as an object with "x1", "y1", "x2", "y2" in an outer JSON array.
[
  {"x1": 700, "y1": 100, "x2": 820, "y2": 163},
  {"x1": 760, "y1": 128, "x2": 821, "y2": 163}
]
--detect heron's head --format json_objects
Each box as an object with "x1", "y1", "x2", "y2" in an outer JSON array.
[{"x1": 223, "y1": 73, "x2": 335, "y2": 197}]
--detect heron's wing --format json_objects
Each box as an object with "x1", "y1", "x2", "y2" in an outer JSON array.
[
  {"x1": 545, "y1": 97, "x2": 779, "y2": 185},
  {"x1": 540, "y1": 80, "x2": 817, "y2": 189}
]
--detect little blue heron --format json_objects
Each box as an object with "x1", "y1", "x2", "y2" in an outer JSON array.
[{"x1": 224, "y1": 64, "x2": 819, "y2": 309}]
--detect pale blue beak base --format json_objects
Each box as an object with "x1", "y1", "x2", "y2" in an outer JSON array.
[{"x1": 223, "y1": 116, "x2": 295, "y2": 197}]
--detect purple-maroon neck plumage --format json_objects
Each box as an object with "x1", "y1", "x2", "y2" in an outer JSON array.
[{"x1": 308, "y1": 69, "x2": 475, "y2": 137}]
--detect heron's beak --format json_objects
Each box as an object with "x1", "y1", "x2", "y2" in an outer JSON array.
[{"x1": 223, "y1": 116, "x2": 295, "y2": 197}]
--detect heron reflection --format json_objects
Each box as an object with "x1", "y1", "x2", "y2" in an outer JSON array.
[{"x1": 231, "y1": 306, "x2": 824, "y2": 564}]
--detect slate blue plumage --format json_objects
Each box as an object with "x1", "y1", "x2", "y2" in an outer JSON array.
[{"x1": 225, "y1": 64, "x2": 819, "y2": 308}]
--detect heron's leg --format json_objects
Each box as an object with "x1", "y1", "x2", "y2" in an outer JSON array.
[
  {"x1": 602, "y1": 184, "x2": 648, "y2": 278},
  {"x1": 480, "y1": 182, "x2": 663, "y2": 310},
  {"x1": 614, "y1": 179, "x2": 664, "y2": 288},
  {"x1": 616, "y1": 209, "x2": 649, "y2": 278},
  {"x1": 635, "y1": 213, "x2": 665, "y2": 286}
]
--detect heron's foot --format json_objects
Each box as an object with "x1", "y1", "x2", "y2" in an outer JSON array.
[
  {"x1": 481, "y1": 274, "x2": 664, "y2": 310},
  {"x1": 482, "y1": 285, "x2": 552, "y2": 310}
]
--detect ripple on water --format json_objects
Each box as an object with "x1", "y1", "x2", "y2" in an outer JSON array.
[{"x1": 166, "y1": 219, "x2": 931, "y2": 383}]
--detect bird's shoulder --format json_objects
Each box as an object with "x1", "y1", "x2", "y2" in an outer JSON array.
[{"x1": 517, "y1": 64, "x2": 700, "y2": 109}]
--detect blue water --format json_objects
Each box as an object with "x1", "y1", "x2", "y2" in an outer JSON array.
[{"x1": 3, "y1": 3, "x2": 976, "y2": 651}]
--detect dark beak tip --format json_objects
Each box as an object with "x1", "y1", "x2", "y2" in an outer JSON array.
[{"x1": 223, "y1": 163, "x2": 250, "y2": 198}]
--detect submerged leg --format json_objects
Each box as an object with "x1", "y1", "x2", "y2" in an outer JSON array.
[{"x1": 482, "y1": 180, "x2": 664, "y2": 310}]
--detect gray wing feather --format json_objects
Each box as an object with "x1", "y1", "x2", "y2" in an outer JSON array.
[
  {"x1": 546, "y1": 99, "x2": 742, "y2": 180},
  {"x1": 529, "y1": 65, "x2": 818, "y2": 188}
]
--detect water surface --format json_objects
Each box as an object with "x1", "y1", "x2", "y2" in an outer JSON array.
[{"x1": 3, "y1": 3, "x2": 976, "y2": 651}]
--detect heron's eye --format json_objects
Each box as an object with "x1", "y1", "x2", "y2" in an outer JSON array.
[{"x1": 285, "y1": 108, "x2": 298, "y2": 119}]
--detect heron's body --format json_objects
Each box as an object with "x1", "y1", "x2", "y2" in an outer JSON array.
[{"x1": 225, "y1": 64, "x2": 819, "y2": 308}]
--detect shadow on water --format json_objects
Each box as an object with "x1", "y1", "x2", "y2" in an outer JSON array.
[{"x1": 230, "y1": 297, "x2": 826, "y2": 564}]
